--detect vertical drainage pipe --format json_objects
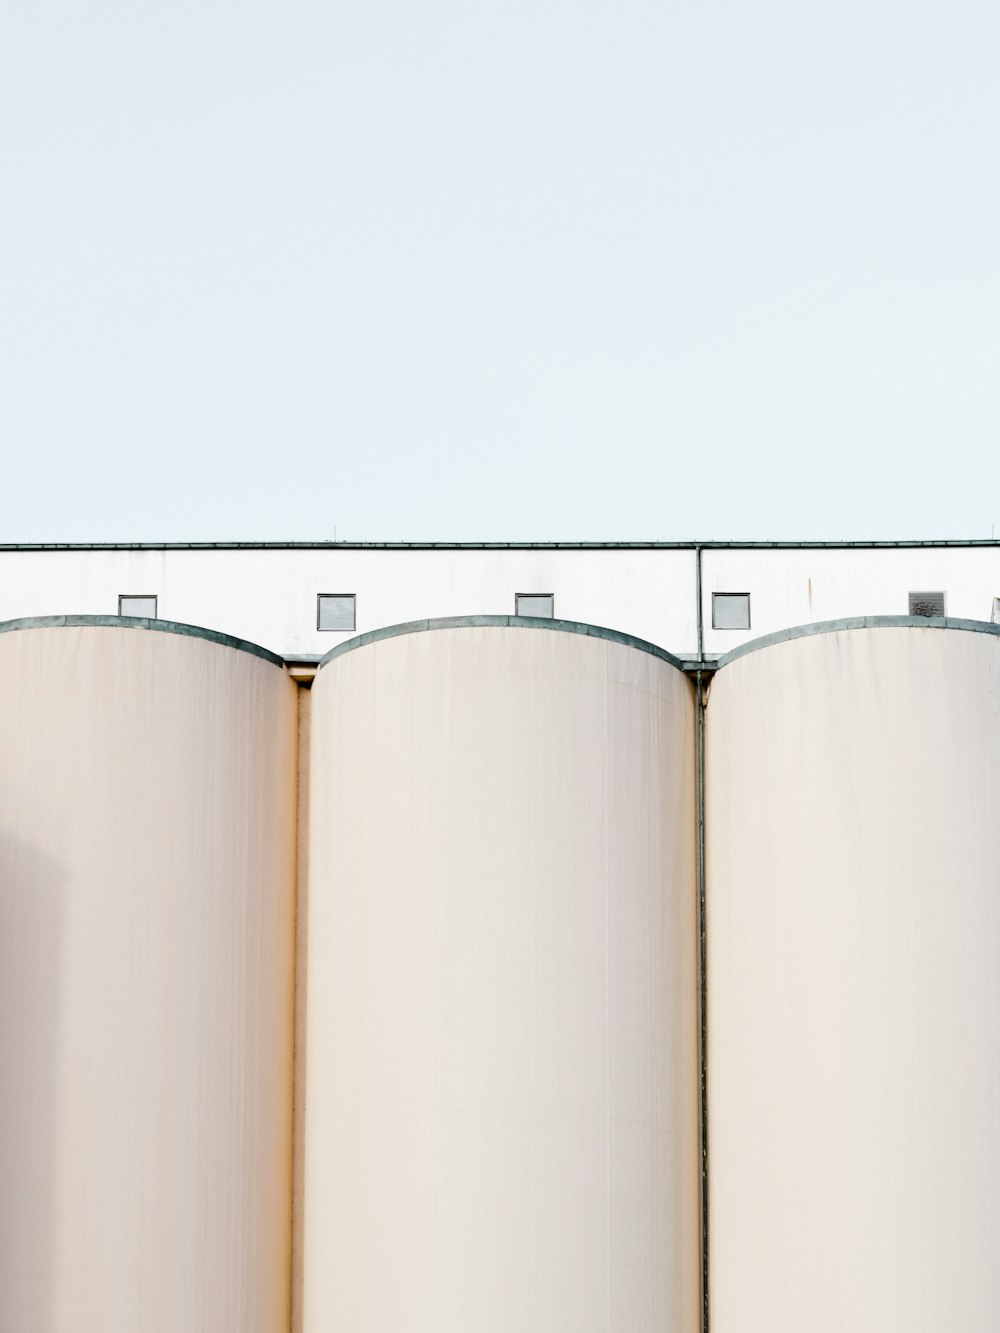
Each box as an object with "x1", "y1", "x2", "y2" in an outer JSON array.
[{"x1": 695, "y1": 545, "x2": 709, "y2": 1333}]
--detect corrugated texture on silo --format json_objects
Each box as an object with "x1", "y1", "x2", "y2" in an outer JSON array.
[
  {"x1": 303, "y1": 624, "x2": 700, "y2": 1333},
  {"x1": 0, "y1": 624, "x2": 297, "y2": 1333},
  {"x1": 707, "y1": 625, "x2": 1000, "y2": 1332}
]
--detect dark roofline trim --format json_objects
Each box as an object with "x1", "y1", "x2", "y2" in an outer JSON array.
[
  {"x1": 1, "y1": 540, "x2": 1000, "y2": 552},
  {"x1": 0, "y1": 615, "x2": 285, "y2": 667},
  {"x1": 716, "y1": 615, "x2": 1000, "y2": 669},
  {"x1": 317, "y1": 615, "x2": 686, "y2": 672}
]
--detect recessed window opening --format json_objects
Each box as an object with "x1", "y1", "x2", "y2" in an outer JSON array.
[
  {"x1": 515, "y1": 593, "x2": 554, "y2": 619},
  {"x1": 118, "y1": 595, "x2": 158, "y2": 619},
  {"x1": 712, "y1": 592, "x2": 750, "y2": 630},
  {"x1": 908, "y1": 591, "x2": 946, "y2": 618},
  {"x1": 317, "y1": 593, "x2": 356, "y2": 631}
]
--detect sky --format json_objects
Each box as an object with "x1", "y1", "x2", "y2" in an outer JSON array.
[{"x1": 2, "y1": 0, "x2": 999, "y2": 542}]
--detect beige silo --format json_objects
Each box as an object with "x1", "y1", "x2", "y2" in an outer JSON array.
[
  {"x1": 706, "y1": 621, "x2": 1000, "y2": 1332},
  {"x1": 302, "y1": 619, "x2": 701, "y2": 1333},
  {"x1": 0, "y1": 619, "x2": 298, "y2": 1333}
]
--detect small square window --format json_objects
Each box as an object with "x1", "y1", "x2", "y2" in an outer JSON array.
[
  {"x1": 909, "y1": 591, "x2": 946, "y2": 618},
  {"x1": 515, "y1": 593, "x2": 554, "y2": 619},
  {"x1": 317, "y1": 593, "x2": 356, "y2": 632},
  {"x1": 119, "y1": 595, "x2": 158, "y2": 619},
  {"x1": 712, "y1": 592, "x2": 750, "y2": 630}
]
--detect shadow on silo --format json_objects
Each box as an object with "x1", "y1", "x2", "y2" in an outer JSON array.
[{"x1": 0, "y1": 831, "x2": 65, "y2": 1332}]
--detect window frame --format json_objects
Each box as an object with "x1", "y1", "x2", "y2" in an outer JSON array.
[
  {"x1": 514, "y1": 592, "x2": 555, "y2": 619},
  {"x1": 118, "y1": 594, "x2": 158, "y2": 619},
  {"x1": 711, "y1": 591, "x2": 751, "y2": 631},
  {"x1": 316, "y1": 592, "x2": 357, "y2": 632}
]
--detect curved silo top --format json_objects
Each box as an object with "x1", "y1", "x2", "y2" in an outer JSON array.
[
  {"x1": 315, "y1": 612, "x2": 687, "y2": 672},
  {"x1": 713, "y1": 612, "x2": 1000, "y2": 671},
  {"x1": 0, "y1": 613, "x2": 285, "y2": 666}
]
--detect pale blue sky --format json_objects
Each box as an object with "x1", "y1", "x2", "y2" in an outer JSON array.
[{"x1": 2, "y1": 0, "x2": 998, "y2": 541}]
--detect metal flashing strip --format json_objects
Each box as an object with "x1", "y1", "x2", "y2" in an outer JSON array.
[
  {"x1": 715, "y1": 615, "x2": 1000, "y2": 670},
  {"x1": 0, "y1": 615, "x2": 286, "y2": 667},
  {"x1": 316, "y1": 614, "x2": 687, "y2": 672},
  {"x1": 1, "y1": 539, "x2": 1000, "y2": 552}
]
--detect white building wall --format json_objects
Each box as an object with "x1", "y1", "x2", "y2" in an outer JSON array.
[
  {"x1": 701, "y1": 546, "x2": 1000, "y2": 656},
  {"x1": 1, "y1": 543, "x2": 999, "y2": 662},
  {"x1": 0, "y1": 547, "x2": 698, "y2": 659}
]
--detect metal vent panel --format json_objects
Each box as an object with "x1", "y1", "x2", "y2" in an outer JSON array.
[{"x1": 908, "y1": 591, "x2": 946, "y2": 618}]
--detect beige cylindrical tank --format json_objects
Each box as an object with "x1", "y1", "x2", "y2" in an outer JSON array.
[
  {"x1": 706, "y1": 620, "x2": 1000, "y2": 1332},
  {"x1": 302, "y1": 619, "x2": 700, "y2": 1333},
  {"x1": 0, "y1": 618, "x2": 298, "y2": 1333}
]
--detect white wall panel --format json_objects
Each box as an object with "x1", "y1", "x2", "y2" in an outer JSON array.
[
  {"x1": 0, "y1": 624, "x2": 297, "y2": 1333},
  {"x1": 702, "y1": 546, "x2": 1000, "y2": 655},
  {"x1": 0, "y1": 547, "x2": 699, "y2": 659},
  {"x1": 3, "y1": 543, "x2": 1000, "y2": 663},
  {"x1": 303, "y1": 623, "x2": 700, "y2": 1333},
  {"x1": 707, "y1": 624, "x2": 1000, "y2": 1332}
]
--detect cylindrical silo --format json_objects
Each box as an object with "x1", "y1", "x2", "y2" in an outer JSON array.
[
  {"x1": 706, "y1": 619, "x2": 1000, "y2": 1332},
  {"x1": 302, "y1": 617, "x2": 700, "y2": 1333},
  {"x1": 0, "y1": 617, "x2": 298, "y2": 1333}
]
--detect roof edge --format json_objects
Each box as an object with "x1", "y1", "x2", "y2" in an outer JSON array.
[{"x1": 2, "y1": 539, "x2": 1000, "y2": 552}]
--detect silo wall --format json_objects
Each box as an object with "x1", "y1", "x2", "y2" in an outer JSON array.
[
  {"x1": 0, "y1": 621, "x2": 298, "y2": 1333},
  {"x1": 706, "y1": 623, "x2": 1000, "y2": 1332},
  {"x1": 302, "y1": 622, "x2": 700, "y2": 1333}
]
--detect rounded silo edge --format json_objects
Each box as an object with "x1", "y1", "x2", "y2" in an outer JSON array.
[
  {"x1": 316, "y1": 615, "x2": 686, "y2": 672},
  {"x1": 714, "y1": 615, "x2": 1000, "y2": 671},
  {"x1": 0, "y1": 615, "x2": 285, "y2": 668}
]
